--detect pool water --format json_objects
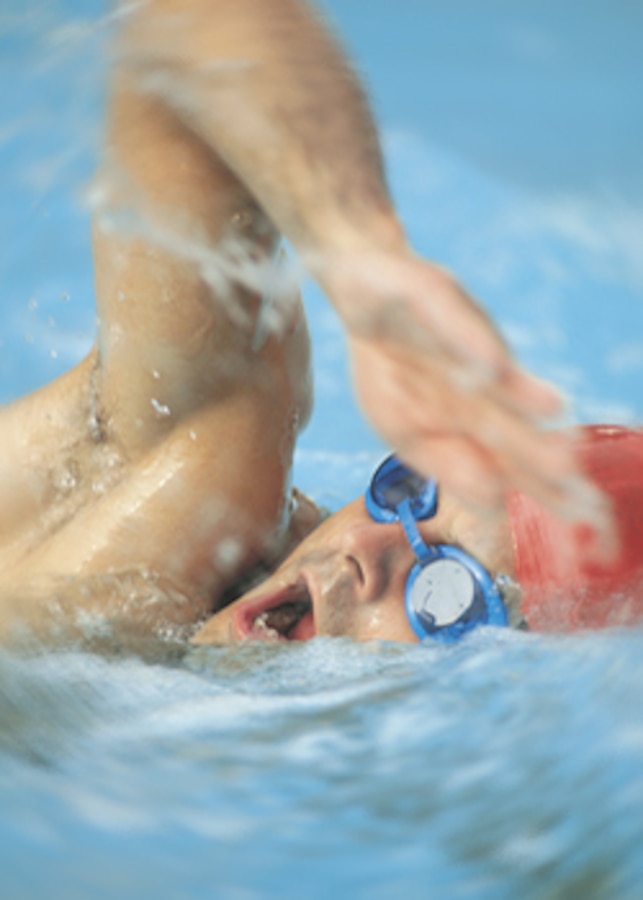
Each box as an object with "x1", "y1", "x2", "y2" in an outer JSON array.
[
  {"x1": 1, "y1": 2, "x2": 642, "y2": 898},
  {"x1": 2, "y1": 632, "x2": 643, "y2": 899}
]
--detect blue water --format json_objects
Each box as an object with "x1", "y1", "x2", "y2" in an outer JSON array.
[
  {"x1": 2, "y1": 633, "x2": 643, "y2": 899},
  {"x1": 1, "y1": 2, "x2": 643, "y2": 898}
]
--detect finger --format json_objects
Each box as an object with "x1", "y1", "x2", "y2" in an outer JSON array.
[
  {"x1": 443, "y1": 355, "x2": 565, "y2": 427},
  {"x1": 368, "y1": 292, "x2": 565, "y2": 425},
  {"x1": 495, "y1": 365, "x2": 566, "y2": 421},
  {"x1": 492, "y1": 429, "x2": 610, "y2": 530},
  {"x1": 347, "y1": 330, "x2": 607, "y2": 527},
  {"x1": 388, "y1": 371, "x2": 604, "y2": 527},
  {"x1": 463, "y1": 405, "x2": 611, "y2": 531},
  {"x1": 402, "y1": 423, "x2": 610, "y2": 541}
]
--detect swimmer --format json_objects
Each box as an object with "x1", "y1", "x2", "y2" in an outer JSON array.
[
  {"x1": 194, "y1": 425, "x2": 643, "y2": 645},
  {"x1": 0, "y1": 0, "x2": 619, "y2": 642}
]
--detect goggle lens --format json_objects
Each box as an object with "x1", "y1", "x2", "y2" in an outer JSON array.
[
  {"x1": 364, "y1": 454, "x2": 508, "y2": 642},
  {"x1": 366, "y1": 455, "x2": 438, "y2": 524}
]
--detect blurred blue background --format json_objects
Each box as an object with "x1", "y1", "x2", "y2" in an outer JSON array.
[{"x1": 1, "y1": 4, "x2": 643, "y2": 899}]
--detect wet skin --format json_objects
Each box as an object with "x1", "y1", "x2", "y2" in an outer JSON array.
[{"x1": 192, "y1": 485, "x2": 516, "y2": 645}]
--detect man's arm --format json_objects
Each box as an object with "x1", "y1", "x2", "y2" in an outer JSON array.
[
  {"x1": 0, "y1": 21, "x2": 317, "y2": 637},
  {"x1": 116, "y1": 0, "x2": 396, "y2": 256},
  {"x1": 113, "y1": 0, "x2": 605, "y2": 526}
]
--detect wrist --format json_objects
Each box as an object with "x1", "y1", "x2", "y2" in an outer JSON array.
[
  {"x1": 301, "y1": 221, "x2": 413, "y2": 329},
  {"x1": 301, "y1": 210, "x2": 406, "y2": 271}
]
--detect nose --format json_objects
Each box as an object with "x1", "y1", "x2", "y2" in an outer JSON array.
[{"x1": 338, "y1": 513, "x2": 411, "y2": 603}]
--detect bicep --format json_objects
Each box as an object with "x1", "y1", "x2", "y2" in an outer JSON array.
[{"x1": 91, "y1": 76, "x2": 281, "y2": 454}]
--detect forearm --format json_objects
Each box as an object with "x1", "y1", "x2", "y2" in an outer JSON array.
[{"x1": 116, "y1": 0, "x2": 405, "y2": 262}]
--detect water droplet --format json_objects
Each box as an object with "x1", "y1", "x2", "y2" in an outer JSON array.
[
  {"x1": 151, "y1": 398, "x2": 171, "y2": 419},
  {"x1": 54, "y1": 468, "x2": 77, "y2": 493},
  {"x1": 214, "y1": 537, "x2": 244, "y2": 573}
]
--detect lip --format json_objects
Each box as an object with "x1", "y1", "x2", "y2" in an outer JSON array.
[{"x1": 231, "y1": 577, "x2": 316, "y2": 642}]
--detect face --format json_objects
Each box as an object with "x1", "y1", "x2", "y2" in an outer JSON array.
[{"x1": 191, "y1": 485, "x2": 515, "y2": 646}]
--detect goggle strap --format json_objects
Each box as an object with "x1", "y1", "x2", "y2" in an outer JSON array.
[{"x1": 397, "y1": 498, "x2": 437, "y2": 565}]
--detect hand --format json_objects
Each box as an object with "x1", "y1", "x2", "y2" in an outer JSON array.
[{"x1": 318, "y1": 247, "x2": 609, "y2": 528}]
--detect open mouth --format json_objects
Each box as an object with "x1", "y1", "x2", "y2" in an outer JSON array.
[{"x1": 232, "y1": 580, "x2": 316, "y2": 642}]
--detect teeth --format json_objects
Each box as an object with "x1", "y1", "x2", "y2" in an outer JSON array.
[
  {"x1": 253, "y1": 596, "x2": 311, "y2": 640},
  {"x1": 254, "y1": 612, "x2": 282, "y2": 640}
]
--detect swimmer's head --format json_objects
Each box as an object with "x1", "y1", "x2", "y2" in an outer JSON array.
[{"x1": 192, "y1": 459, "x2": 517, "y2": 646}]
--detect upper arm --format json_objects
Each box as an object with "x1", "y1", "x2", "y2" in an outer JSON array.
[{"x1": 91, "y1": 73, "x2": 307, "y2": 456}]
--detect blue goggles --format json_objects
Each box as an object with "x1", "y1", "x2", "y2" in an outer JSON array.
[{"x1": 365, "y1": 455, "x2": 508, "y2": 643}]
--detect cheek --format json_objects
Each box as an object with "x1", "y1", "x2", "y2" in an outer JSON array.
[
  {"x1": 315, "y1": 571, "x2": 360, "y2": 637},
  {"x1": 352, "y1": 595, "x2": 419, "y2": 644}
]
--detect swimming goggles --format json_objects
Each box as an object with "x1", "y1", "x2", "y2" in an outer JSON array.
[{"x1": 365, "y1": 454, "x2": 508, "y2": 643}]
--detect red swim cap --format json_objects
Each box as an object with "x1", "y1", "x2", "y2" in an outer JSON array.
[{"x1": 508, "y1": 426, "x2": 643, "y2": 632}]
